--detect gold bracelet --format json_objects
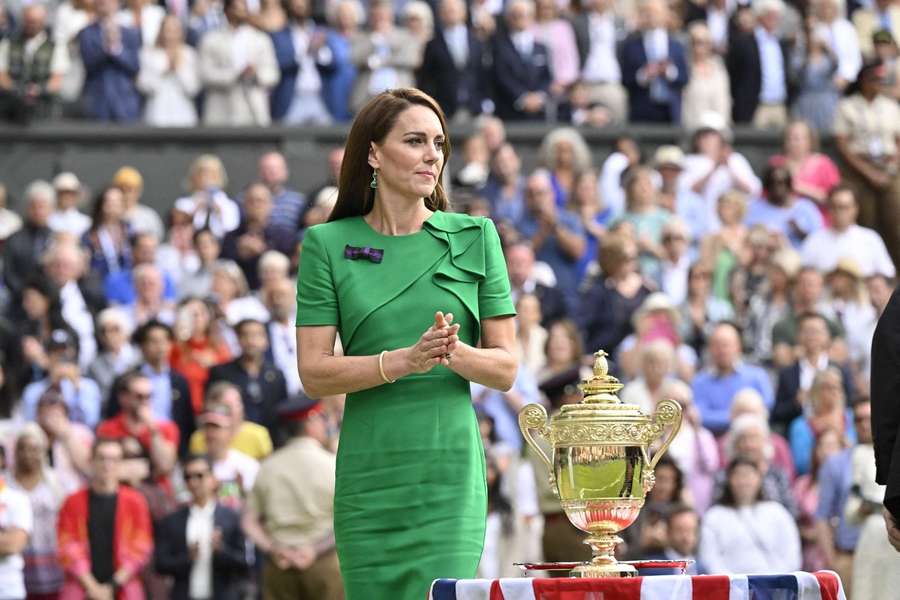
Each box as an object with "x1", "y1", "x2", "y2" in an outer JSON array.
[{"x1": 378, "y1": 350, "x2": 396, "y2": 384}]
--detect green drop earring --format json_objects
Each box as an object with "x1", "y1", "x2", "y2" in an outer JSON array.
[{"x1": 370, "y1": 170, "x2": 378, "y2": 189}]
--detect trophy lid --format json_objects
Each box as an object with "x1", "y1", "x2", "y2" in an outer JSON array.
[{"x1": 555, "y1": 351, "x2": 648, "y2": 422}]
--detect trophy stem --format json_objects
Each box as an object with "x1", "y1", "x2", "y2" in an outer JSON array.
[{"x1": 570, "y1": 532, "x2": 637, "y2": 578}]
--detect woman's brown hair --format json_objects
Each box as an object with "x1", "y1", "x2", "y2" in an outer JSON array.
[{"x1": 328, "y1": 88, "x2": 451, "y2": 222}]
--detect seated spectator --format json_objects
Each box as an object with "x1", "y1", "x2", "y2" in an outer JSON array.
[
  {"x1": 254, "y1": 151, "x2": 307, "y2": 237},
  {"x1": 0, "y1": 181, "x2": 22, "y2": 242},
  {"x1": 569, "y1": 169, "x2": 613, "y2": 283},
  {"x1": 253, "y1": 0, "x2": 286, "y2": 32},
  {"x1": 682, "y1": 22, "x2": 731, "y2": 132},
  {"x1": 125, "y1": 263, "x2": 177, "y2": 328},
  {"x1": 2, "y1": 180, "x2": 54, "y2": 302},
  {"x1": 771, "y1": 122, "x2": 840, "y2": 224},
  {"x1": 536, "y1": 319, "x2": 590, "y2": 387},
  {"x1": 570, "y1": 0, "x2": 628, "y2": 125},
  {"x1": 0, "y1": 454, "x2": 33, "y2": 600},
  {"x1": 746, "y1": 166, "x2": 824, "y2": 249},
  {"x1": 772, "y1": 311, "x2": 855, "y2": 435},
  {"x1": 0, "y1": 4, "x2": 68, "y2": 124},
  {"x1": 679, "y1": 261, "x2": 734, "y2": 357},
  {"x1": 482, "y1": 143, "x2": 527, "y2": 228},
  {"x1": 13, "y1": 277, "x2": 70, "y2": 389},
  {"x1": 78, "y1": 0, "x2": 141, "y2": 122},
  {"x1": 269, "y1": 0, "x2": 332, "y2": 125},
  {"x1": 105, "y1": 231, "x2": 177, "y2": 306},
  {"x1": 722, "y1": 387, "x2": 796, "y2": 480},
  {"x1": 514, "y1": 293, "x2": 547, "y2": 377},
  {"x1": 48, "y1": 172, "x2": 90, "y2": 238},
  {"x1": 186, "y1": 0, "x2": 226, "y2": 45},
  {"x1": 34, "y1": 388, "x2": 94, "y2": 489},
  {"x1": 746, "y1": 239, "x2": 796, "y2": 363},
  {"x1": 826, "y1": 258, "x2": 878, "y2": 374},
  {"x1": 402, "y1": 2, "x2": 434, "y2": 53},
  {"x1": 57, "y1": 439, "x2": 152, "y2": 599},
  {"x1": 177, "y1": 228, "x2": 220, "y2": 300},
  {"x1": 700, "y1": 191, "x2": 747, "y2": 302},
  {"x1": 189, "y1": 382, "x2": 273, "y2": 460},
  {"x1": 833, "y1": 59, "x2": 900, "y2": 266},
  {"x1": 9, "y1": 424, "x2": 66, "y2": 599},
  {"x1": 624, "y1": 456, "x2": 688, "y2": 559},
  {"x1": 538, "y1": 128, "x2": 591, "y2": 209},
  {"x1": 692, "y1": 321, "x2": 773, "y2": 435},
  {"x1": 614, "y1": 166, "x2": 672, "y2": 281},
  {"x1": 175, "y1": 154, "x2": 240, "y2": 239},
  {"x1": 641, "y1": 505, "x2": 705, "y2": 575},
  {"x1": 812, "y1": 0, "x2": 861, "y2": 91},
  {"x1": 533, "y1": 0, "x2": 578, "y2": 99},
  {"x1": 113, "y1": 166, "x2": 166, "y2": 242},
  {"x1": 86, "y1": 307, "x2": 139, "y2": 401},
  {"x1": 209, "y1": 259, "x2": 270, "y2": 326},
  {"x1": 198, "y1": 401, "x2": 259, "y2": 510},
  {"x1": 208, "y1": 318, "x2": 287, "y2": 442},
  {"x1": 699, "y1": 457, "x2": 801, "y2": 573},
  {"x1": 621, "y1": 0, "x2": 688, "y2": 124},
  {"x1": 170, "y1": 297, "x2": 232, "y2": 413},
  {"x1": 620, "y1": 338, "x2": 676, "y2": 414},
  {"x1": 198, "y1": 0, "x2": 279, "y2": 126},
  {"x1": 21, "y1": 330, "x2": 102, "y2": 429},
  {"x1": 801, "y1": 185, "x2": 895, "y2": 278},
  {"x1": 262, "y1": 276, "x2": 302, "y2": 395},
  {"x1": 117, "y1": 0, "x2": 165, "y2": 47},
  {"x1": 490, "y1": 0, "x2": 552, "y2": 121},
  {"x1": 619, "y1": 292, "x2": 697, "y2": 382},
  {"x1": 348, "y1": 0, "x2": 420, "y2": 114},
  {"x1": 136, "y1": 15, "x2": 200, "y2": 127},
  {"x1": 81, "y1": 185, "x2": 132, "y2": 279},
  {"x1": 319, "y1": 0, "x2": 358, "y2": 122},
  {"x1": 653, "y1": 147, "x2": 708, "y2": 246},
  {"x1": 579, "y1": 232, "x2": 652, "y2": 356},
  {"x1": 155, "y1": 454, "x2": 249, "y2": 600}
]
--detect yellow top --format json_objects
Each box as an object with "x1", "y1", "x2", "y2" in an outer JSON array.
[{"x1": 188, "y1": 421, "x2": 273, "y2": 460}]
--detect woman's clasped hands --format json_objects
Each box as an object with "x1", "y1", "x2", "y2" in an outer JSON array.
[{"x1": 406, "y1": 311, "x2": 460, "y2": 374}]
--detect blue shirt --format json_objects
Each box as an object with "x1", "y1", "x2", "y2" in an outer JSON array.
[
  {"x1": 815, "y1": 448, "x2": 861, "y2": 552},
  {"x1": 745, "y1": 197, "x2": 824, "y2": 248},
  {"x1": 754, "y1": 26, "x2": 786, "y2": 104},
  {"x1": 471, "y1": 366, "x2": 542, "y2": 451},
  {"x1": 515, "y1": 209, "x2": 585, "y2": 297},
  {"x1": 104, "y1": 269, "x2": 177, "y2": 305},
  {"x1": 141, "y1": 363, "x2": 173, "y2": 421},
  {"x1": 788, "y1": 409, "x2": 857, "y2": 476},
  {"x1": 692, "y1": 363, "x2": 774, "y2": 434},
  {"x1": 21, "y1": 377, "x2": 102, "y2": 429}
]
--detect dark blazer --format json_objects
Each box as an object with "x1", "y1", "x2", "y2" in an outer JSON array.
[
  {"x1": 620, "y1": 32, "x2": 689, "y2": 124},
  {"x1": 872, "y1": 285, "x2": 900, "y2": 518},
  {"x1": 269, "y1": 23, "x2": 332, "y2": 121},
  {"x1": 154, "y1": 503, "x2": 249, "y2": 600},
  {"x1": 206, "y1": 358, "x2": 287, "y2": 444},
  {"x1": 490, "y1": 27, "x2": 552, "y2": 121},
  {"x1": 725, "y1": 30, "x2": 793, "y2": 123},
  {"x1": 532, "y1": 282, "x2": 570, "y2": 329},
  {"x1": 771, "y1": 360, "x2": 855, "y2": 434},
  {"x1": 78, "y1": 23, "x2": 141, "y2": 122},
  {"x1": 416, "y1": 26, "x2": 486, "y2": 119}
]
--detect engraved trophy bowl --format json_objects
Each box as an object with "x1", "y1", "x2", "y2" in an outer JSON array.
[{"x1": 518, "y1": 350, "x2": 682, "y2": 577}]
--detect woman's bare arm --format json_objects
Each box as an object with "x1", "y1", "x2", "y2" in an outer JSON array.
[{"x1": 445, "y1": 315, "x2": 518, "y2": 392}]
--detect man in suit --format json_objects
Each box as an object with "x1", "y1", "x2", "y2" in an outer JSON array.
[
  {"x1": 571, "y1": 0, "x2": 628, "y2": 124},
  {"x1": 78, "y1": 0, "x2": 141, "y2": 121},
  {"x1": 491, "y1": 0, "x2": 553, "y2": 121},
  {"x1": 198, "y1": 0, "x2": 279, "y2": 126},
  {"x1": 155, "y1": 454, "x2": 249, "y2": 600},
  {"x1": 726, "y1": 0, "x2": 792, "y2": 127},
  {"x1": 2, "y1": 180, "x2": 53, "y2": 305},
  {"x1": 620, "y1": 0, "x2": 689, "y2": 124},
  {"x1": 417, "y1": 0, "x2": 486, "y2": 121},
  {"x1": 505, "y1": 242, "x2": 570, "y2": 327},
  {"x1": 771, "y1": 312, "x2": 855, "y2": 435},
  {"x1": 207, "y1": 318, "x2": 288, "y2": 444}
]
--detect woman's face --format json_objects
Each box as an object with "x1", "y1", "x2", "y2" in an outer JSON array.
[
  {"x1": 211, "y1": 271, "x2": 238, "y2": 302},
  {"x1": 516, "y1": 295, "x2": 541, "y2": 327},
  {"x1": 102, "y1": 189, "x2": 125, "y2": 222},
  {"x1": 369, "y1": 105, "x2": 445, "y2": 203},
  {"x1": 159, "y1": 15, "x2": 182, "y2": 45},
  {"x1": 650, "y1": 464, "x2": 678, "y2": 501},
  {"x1": 99, "y1": 320, "x2": 127, "y2": 352},
  {"x1": 336, "y1": 2, "x2": 358, "y2": 29},
  {"x1": 688, "y1": 267, "x2": 712, "y2": 296},
  {"x1": 546, "y1": 323, "x2": 575, "y2": 365},
  {"x1": 696, "y1": 131, "x2": 723, "y2": 158},
  {"x1": 192, "y1": 162, "x2": 221, "y2": 192},
  {"x1": 717, "y1": 197, "x2": 742, "y2": 225},
  {"x1": 22, "y1": 288, "x2": 49, "y2": 320},
  {"x1": 15, "y1": 436, "x2": 43, "y2": 472},
  {"x1": 194, "y1": 231, "x2": 220, "y2": 264},
  {"x1": 185, "y1": 300, "x2": 211, "y2": 335},
  {"x1": 735, "y1": 427, "x2": 767, "y2": 463},
  {"x1": 628, "y1": 172, "x2": 655, "y2": 209},
  {"x1": 784, "y1": 123, "x2": 812, "y2": 157},
  {"x1": 728, "y1": 463, "x2": 762, "y2": 505},
  {"x1": 813, "y1": 375, "x2": 844, "y2": 415},
  {"x1": 536, "y1": 0, "x2": 555, "y2": 20},
  {"x1": 573, "y1": 173, "x2": 598, "y2": 207}
]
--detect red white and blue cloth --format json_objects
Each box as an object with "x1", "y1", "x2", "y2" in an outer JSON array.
[{"x1": 429, "y1": 571, "x2": 846, "y2": 600}]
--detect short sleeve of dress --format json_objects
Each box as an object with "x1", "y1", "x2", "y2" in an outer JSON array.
[
  {"x1": 296, "y1": 226, "x2": 339, "y2": 327},
  {"x1": 478, "y1": 218, "x2": 516, "y2": 320}
]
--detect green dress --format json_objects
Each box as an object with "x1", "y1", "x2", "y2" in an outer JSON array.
[{"x1": 295, "y1": 210, "x2": 516, "y2": 599}]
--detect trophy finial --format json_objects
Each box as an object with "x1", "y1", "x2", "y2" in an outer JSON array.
[
  {"x1": 593, "y1": 350, "x2": 609, "y2": 378},
  {"x1": 579, "y1": 349, "x2": 623, "y2": 402}
]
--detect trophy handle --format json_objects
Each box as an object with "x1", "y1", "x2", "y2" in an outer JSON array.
[
  {"x1": 518, "y1": 404, "x2": 555, "y2": 488},
  {"x1": 646, "y1": 398, "x2": 683, "y2": 471}
]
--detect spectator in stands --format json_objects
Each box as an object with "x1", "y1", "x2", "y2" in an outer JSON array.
[
  {"x1": 827, "y1": 258, "x2": 879, "y2": 374},
  {"x1": 682, "y1": 23, "x2": 731, "y2": 133},
  {"x1": 256, "y1": 250, "x2": 291, "y2": 301},
  {"x1": 533, "y1": 0, "x2": 578, "y2": 97},
  {"x1": 416, "y1": 0, "x2": 485, "y2": 122},
  {"x1": 538, "y1": 128, "x2": 591, "y2": 209},
  {"x1": 482, "y1": 143, "x2": 527, "y2": 228},
  {"x1": 770, "y1": 120, "x2": 841, "y2": 215},
  {"x1": 771, "y1": 266, "x2": 843, "y2": 368},
  {"x1": 699, "y1": 456, "x2": 801, "y2": 573},
  {"x1": 136, "y1": 14, "x2": 201, "y2": 127},
  {"x1": 348, "y1": 0, "x2": 420, "y2": 114},
  {"x1": 620, "y1": 338, "x2": 676, "y2": 413},
  {"x1": 87, "y1": 307, "x2": 139, "y2": 400},
  {"x1": 21, "y1": 329, "x2": 102, "y2": 428},
  {"x1": 199, "y1": 400, "x2": 259, "y2": 509},
  {"x1": 642, "y1": 505, "x2": 704, "y2": 574},
  {"x1": 692, "y1": 321, "x2": 773, "y2": 434},
  {"x1": 175, "y1": 154, "x2": 240, "y2": 239},
  {"x1": 0, "y1": 4, "x2": 68, "y2": 124},
  {"x1": 615, "y1": 166, "x2": 671, "y2": 281},
  {"x1": 726, "y1": 387, "x2": 796, "y2": 477},
  {"x1": 514, "y1": 293, "x2": 547, "y2": 376},
  {"x1": 207, "y1": 318, "x2": 287, "y2": 441},
  {"x1": 14, "y1": 277, "x2": 68, "y2": 389},
  {"x1": 801, "y1": 186, "x2": 895, "y2": 278},
  {"x1": 112, "y1": 166, "x2": 165, "y2": 242},
  {"x1": 320, "y1": 0, "x2": 359, "y2": 122},
  {"x1": 813, "y1": 0, "x2": 861, "y2": 91},
  {"x1": 155, "y1": 454, "x2": 249, "y2": 600},
  {"x1": 96, "y1": 370, "x2": 179, "y2": 486},
  {"x1": 491, "y1": 0, "x2": 552, "y2": 121},
  {"x1": 0, "y1": 454, "x2": 33, "y2": 600},
  {"x1": 190, "y1": 381, "x2": 273, "y2": 460},
  {"x1": 700, "y1": 191, "x2": 747, "y2": 301},
  {"x1": 680, "y1": 261, "x2": 734, "y2": 357},
  {"x1": 82, "y1": 185, "x2": 132, "y2": 279},
  {"x1": 472, "y1": 362, "x2": 541, "y2": 452},
  {"x1": 269, "y1": 0, "x2": 331, "y2": 125},
  {"x1": 47, "y1": 172, "x2": 89, "y2": 238},
  {"x1": 579, "y1": 232, "x2": 652, "y2": 356},
  {"x1": 78, "y1": 0, "x2": 141, "y2": 122},
  {"x1": 242, "y1": 395, "x2": 343, "y2": 600},
  {"x1": 402, "y1": 1, "x2": 433, "y2": 46},
  {"x1": 10, "y1": 424, "x2": 66, "y2": 599},
  {"x1": 254, "y1": 0, "x2": 286, "y2": 31},
  {"x1": 255, "y1": 151, "x2": 306, "y2": 235},
  {"x1": 209, "y1": 259, "x2": 269, "y2": 326},
  {"x1": 571, "y1": 0, "x2": 627, "y2": 124},
  {"x1": 853, "y1": 0, "x2": 900, "y2": 58},
  {"x1": 621, "y1": 0, "x2": 688, "y2": 124},
  {"x1": 118, "y1": 0, "x2": 165, "y2": 47},
  {"x1": 34, "y1": 388, "x2": 94, "y2": 488},
  {"x1": 57, "y1": 439, "x2": 152, "y2": 600},
  {"x1": 726, "y1": 0, "x2": 792, "y2": 127},
  {"x1": 0, "y1": 181, "x2": 22, "y2": 242},
  {"x1": 170, "y1": 297, "x2": 231, "y2": 412},
  {"x1": 834, "y1": 59, "x2": 900, "y2": 267},
  {"x1": 2, "y1": 180, "x2": 53, "y2": 302},
  {"x1": 745, "y1": 165, "x2": 824, "y2": 249},
  {"x1": 570, "y1": 168, "x2": 613, "y2": 283},
  {"x1": 187, "y1": 0, "x2": 226, "y2": 45},
  {"x1": 790, "y1": 22, "x2": 841, "y2": 133},
  {"x1": 199, "y1": 0, "x2": 279, "y2": 126},
  {"x1": 772, "y1": 311, "x2": 854, "y2": 434},
  {"x1": 125, "y1": 263, "x2": 176, "y2": 328},
  {"x1": 815, "y1": 398, "x2": 869, "y2": 592},
  {"x1": 263, "y1": 276, "x2": 302, "y2": 395},
  {"x1": 105, "y1": 231, "x2": 177, "y2": 305},
  {"x1": 176, "y1": 228, "x2": 219, "y2": 299}
]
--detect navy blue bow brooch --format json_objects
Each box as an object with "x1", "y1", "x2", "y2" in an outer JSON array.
[{"x1": 344, "y1": 245, "x2": 384, "y2": 263}]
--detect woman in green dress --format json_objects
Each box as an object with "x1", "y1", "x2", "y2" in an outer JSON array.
[{"x1": 295, "y1": 88, "x2": 518, "y2": 599}]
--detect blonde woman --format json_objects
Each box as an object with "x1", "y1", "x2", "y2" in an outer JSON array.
[
  {"x1": 137, "y1": 15, "x2": 200, "y2": 126},
  {"x1": 682, "y1": 22, "x2": 731, "y2": 132},
  {"x1": 174, "y1": 154, "x2": 240, "y2": 238}
]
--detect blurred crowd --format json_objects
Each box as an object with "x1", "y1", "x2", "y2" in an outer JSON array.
[
  {"x1": 3, "y1": 0, "x2": 900, "y2": 127},
  {"x1": 0, "y1": 110, "x2": 899, "y2": 597}
]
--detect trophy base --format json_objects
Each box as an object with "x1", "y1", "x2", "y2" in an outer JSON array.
[{"x1": 570, "y1": 562, "x2": 638, "y2": 578}]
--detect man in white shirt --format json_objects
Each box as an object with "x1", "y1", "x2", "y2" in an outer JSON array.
[
  {"x1": 201, "y1": 402, "x2": 259, "y2": 511},
  {"x1": 0, "y1": 476, "x2": 33, "y2": 600},
  {"x1": 264, "y1": 277, "x2": 302, "y2": 395},
  {"x1": 572, "y1": 0, "x2": 627, "y2": 123},
  {"x1": 801, "y1": 185, "x2": 895, "y2": 278},
  {"x1": 48, "y1": 172, "x2": 90, "y2": 238}
]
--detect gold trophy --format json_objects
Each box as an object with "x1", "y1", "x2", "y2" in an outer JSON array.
[{"x1": 519, "y1": 350, "x2": 682, "y2": 577}]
